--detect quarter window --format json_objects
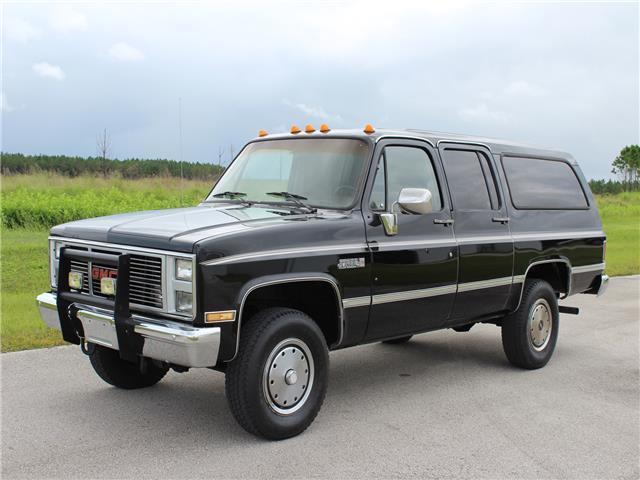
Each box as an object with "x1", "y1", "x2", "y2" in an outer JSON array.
[
  {"x1": 502, "y1": 156, "x2": 588, "y2": 209},
  {"x1": 370, "y1": 146, "x2": 443, "y2": 212},
  {"x1": 441, "y1": 149, "x2": 499, "y2": 210}
]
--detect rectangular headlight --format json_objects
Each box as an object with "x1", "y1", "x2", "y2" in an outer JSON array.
[
  {"x1": 175, "y1": 291, "x2": 193, "y2": 313},
  {"x1": 68, "y1": 271, "x2": 83, "y2": 290},
  {"x1": 175, "y1": 258, "x2": 193, "y2": 281}
]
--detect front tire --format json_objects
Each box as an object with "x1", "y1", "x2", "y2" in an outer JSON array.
[
  {"x1": 89, "y1": 344, "x2": 168, "y2": 389},
  {"x1": 502, "y1": 279, "x2": 559, "y2": 369},
  {"x1": 225, "y1": 308, "x2": 329, "y2": 440}
]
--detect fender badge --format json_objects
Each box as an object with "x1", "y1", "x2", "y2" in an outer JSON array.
[{"x1": 338, "y1": 257, "x2": 366, "y2": 270}]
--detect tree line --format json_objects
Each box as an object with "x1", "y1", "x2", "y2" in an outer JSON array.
[{"x1": 0, "y1": 153, "x2": 225, "y2": 180}]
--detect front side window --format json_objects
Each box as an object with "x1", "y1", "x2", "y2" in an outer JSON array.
[
  {"x1": 208, "y1": 138, "x2": 370, "y2": 209},
  {"x1": 370, "y1": 146, "x2": 443, "y2": 212}
]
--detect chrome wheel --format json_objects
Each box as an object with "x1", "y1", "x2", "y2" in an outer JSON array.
[
  {"x1": 263, "y1": 338, "x2": 314, "y2": 415},
  {"x1": 529, "y1": 298, "x2": 552, "y2": 351}
]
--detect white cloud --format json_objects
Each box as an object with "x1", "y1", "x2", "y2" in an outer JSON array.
[
  {"x1": 1, "y1": 93, "x2": 16, "y2": 112},
  {"x1": 5, "y1": 17, "x2": 40, "y2": 42},
  {"x1": 51, "y1": 8, "x2": 88, "y2": 32},
  {"x1": 32, "y1": 62, "x2": 66, "y2": 81},
  {"x1": 283, "y1": 99, "x2": 342, "y2": 122},
  {"x1": 506, "y1": 80, "x2": 547, "y2": 97},
  {"x1": 459, "y1": 103, "x2": 512, "y2": 124},
  {"x1": 108, "y1": 42, "x2": 145, "y2": 61}
]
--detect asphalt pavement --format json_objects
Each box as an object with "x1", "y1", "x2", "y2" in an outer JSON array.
[{"x1": 2, "y1": 276, "x2": 638, "y2": 479}]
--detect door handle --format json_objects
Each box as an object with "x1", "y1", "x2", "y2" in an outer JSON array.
[
  {"x1": 492, "y1": 217, "x2": 510, "y2": 224},
  {"x1": 433, "y1": 218, "x2": 454, "y2": 226}
]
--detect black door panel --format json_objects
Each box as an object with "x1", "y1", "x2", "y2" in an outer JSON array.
[{"x1": 363, "y1": 140, "x2": 457, "y2": 340}]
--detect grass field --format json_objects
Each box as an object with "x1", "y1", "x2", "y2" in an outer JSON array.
[{"x1": 1, "y1": 174, "x2": 638, "y2": 352}]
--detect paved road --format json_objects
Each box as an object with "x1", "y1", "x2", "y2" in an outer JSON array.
[{"x1": 2, "y1": 276, "x2": 638, "y2": 479}]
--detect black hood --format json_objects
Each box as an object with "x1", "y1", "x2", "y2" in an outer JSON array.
[{"x1": 50, "y1": 204, "x2": 297, "y2": 252}]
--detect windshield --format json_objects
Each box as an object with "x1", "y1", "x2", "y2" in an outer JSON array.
[{"x1": 207, "y1": 138, "x2": 370, "y2": 210}]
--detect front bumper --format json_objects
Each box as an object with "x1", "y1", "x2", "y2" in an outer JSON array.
[
  {"x1": 37, "y1": 292, "x2": 220, "y2": 368},
  {"x1": 596, "y1": 274, "x2": 609, "y2": 297}
]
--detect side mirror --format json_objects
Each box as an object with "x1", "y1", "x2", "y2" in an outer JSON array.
[{"x1": 398, "y1": 188, "x2": 433, "y2": 215}]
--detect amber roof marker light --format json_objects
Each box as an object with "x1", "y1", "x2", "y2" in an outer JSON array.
[
  {"x1": 304, "y1": 124, "x2": 316, "y2": 134},
  {"x1": 258, "y1": 129, "x2": 268, "y2": 137},
  {"x1": 320, "y1": 124, "x2": 330, "y2": 133},
  {"x1": 290, "y1": 125, "x2": 301, "y2": 134},
  {"x1": 363, "y1": 123, "x2": 375, "y2": 134}
]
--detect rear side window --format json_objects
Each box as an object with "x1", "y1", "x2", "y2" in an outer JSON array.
[
  {"x1": 441, "y1": 149, "x2": 500, "y2": 210},
  {"x1": 502, "y1": 156, "x2": 588, "y2": 209}
]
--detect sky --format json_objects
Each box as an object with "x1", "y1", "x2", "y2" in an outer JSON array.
[{"x1": 1, "y1": 0, "x2": 638, "y2": 180}]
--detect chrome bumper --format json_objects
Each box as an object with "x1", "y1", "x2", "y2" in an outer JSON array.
[
  {"x1": 36, "y1": 292, "x2": 220, "y2": 368},
  {"x1": 596, "y1": 274, "x2": 609, "y2": 297}
]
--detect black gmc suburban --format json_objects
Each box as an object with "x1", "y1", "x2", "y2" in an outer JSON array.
[{"x1": 38, "y1": 125, "x2": 608, "y2": 439}]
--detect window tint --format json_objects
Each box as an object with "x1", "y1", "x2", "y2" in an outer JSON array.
[
  {"x1": 442, "y1": 149, "x2": 497, "y2": 210},
  {"x1": 502, "y1": 156, "x2": 588, "y2": 209},
  {"x1": 370, "y1": 146, "x2": 443, "y2": 212}
]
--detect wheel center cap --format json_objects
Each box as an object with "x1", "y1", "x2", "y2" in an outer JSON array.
[{"x1": 285, "y1": 369, "x2": 298, "y2": 385}]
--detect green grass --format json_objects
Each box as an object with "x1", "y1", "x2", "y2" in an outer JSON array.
[
  {"x1": 0, "y1": 175, "x2": 638, "y2": 352},
  {"x1": 595, "y1": 192, "x2": 640, "y2": 276},
  {"x1": 1, "y1": 173, "x2": 213, "y2": 229},
  {"x1": 1, "y1": 229, "x2": 60, "y2": 351}
]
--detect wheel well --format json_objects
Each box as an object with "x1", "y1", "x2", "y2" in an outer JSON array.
[
  {"x1": 241, "y1": 281, "x2": 341, "y2": 347},
  {"x1": 526, "y1": 262, "x2": 570, "y2": 295}
]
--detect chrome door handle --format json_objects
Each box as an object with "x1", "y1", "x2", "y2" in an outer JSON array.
[
  {"x1": 433, "y1": 218, "x2": 454, "y2": 226},
  {"x1": 492, "y1": 217, "x2": 510, "y2": 224}
]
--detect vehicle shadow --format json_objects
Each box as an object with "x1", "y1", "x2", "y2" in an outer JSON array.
[{"x1": 69, "y1": 330, "x2": 510, "y2": 446}]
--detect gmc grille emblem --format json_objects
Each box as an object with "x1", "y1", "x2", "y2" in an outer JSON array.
[{"x1": 92, "y1": 267, "x2": 117, "y2": 281}]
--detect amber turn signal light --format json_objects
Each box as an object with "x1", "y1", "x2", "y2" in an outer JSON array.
[
  {"x1": 319, "y1": 124, "x2": 330, "y2": 133},
  {"x1": 290, "y1": 125, "x2": 301, "y2": 134},
  {"x1": 363, "y1": 123, "x2": 375, "y2": 134},
  {"x1": 205, "y1": 310, "x2": 237, "y2": 323},
  {"x1": 258, "y1": 129, "x2": 268, "y2": 137},
  {"x1": 305, "y1": 124, "x2": 315, "y2": 133}
]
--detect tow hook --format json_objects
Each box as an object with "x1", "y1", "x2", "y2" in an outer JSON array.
[{"x1": 80, "y1": 340, "x2": 95, "y2": 356}]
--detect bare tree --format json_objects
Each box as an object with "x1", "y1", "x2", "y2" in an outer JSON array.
[
  {"x1": 96, "y1": 128, "x2": 111, "y2": 176},
  {"x1": 229, "y1": 144, "x2": 235, "y2": 163},
  {"x1": 217, "y1": 146, "x2": 225, "y2": 167}
]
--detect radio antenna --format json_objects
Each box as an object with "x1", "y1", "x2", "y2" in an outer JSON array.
[{"x1": 178, "y1": 97, "x2": 184, "y2": 206}]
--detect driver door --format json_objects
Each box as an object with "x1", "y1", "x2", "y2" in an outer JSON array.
[{"x1": 363, "y1": 139, "x2": 458, "y2": 341}]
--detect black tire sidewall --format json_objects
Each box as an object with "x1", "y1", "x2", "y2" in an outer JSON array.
[
  {"x1": 238, "y1": 310, "x2": 329, "y2": 439},
  {"x1": 518, "y1": 281, "x2": 559, "y2": 368}
]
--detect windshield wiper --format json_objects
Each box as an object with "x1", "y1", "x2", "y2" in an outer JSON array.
[
  {"x1": 210, "y1": 191, "x2": 253, "y2": 206},
  {"x1": 266, "y1": 192, "x2": 317, "y2": 213}
]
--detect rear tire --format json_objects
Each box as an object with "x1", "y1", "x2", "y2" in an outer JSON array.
[
  {"x1": 89, "y1": 345, "x2": 168, "y2": 389},
  {"x1": 382, "y1": 335, "x2": 413, "y2": 344},
  {"x1": 502, "y1": 279, "x2": 559, "y2": 370},
  {"x1": 225, "y1": 308, "x2": 329, "y2": 440}
]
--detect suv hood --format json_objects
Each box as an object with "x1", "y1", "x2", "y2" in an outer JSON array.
[{"x1": 50, "y1": 204, "x2": 299, "y2": 252}]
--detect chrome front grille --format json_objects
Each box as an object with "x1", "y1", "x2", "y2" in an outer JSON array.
[
  {"x1": 90, "y1": 254, "x2": 164, "y2": 308},
  {"x1": 51, "y1": 238, "x2": 195, "y2": 320},
  {"x1": 66, "y1": 250, "x2": 165, "y2": 310}
]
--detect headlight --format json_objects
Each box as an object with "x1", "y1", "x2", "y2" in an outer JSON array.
[
  {"x1": 175, "y1": 291, "x2": 193, "y2": 313},
  {"x1": 175, "y1": 258, "x2": 193, "y2": 281}
]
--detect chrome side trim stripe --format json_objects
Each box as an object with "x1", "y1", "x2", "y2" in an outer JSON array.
[
  {"x1": 572, "y1": 263, "x2": 605, "y2": 274},
  {"x1": 372, "y1": 285, "x2": 457, "y2": 305},
  {"x1": 373, "y1": 239, "x2": 457, "y2": 250},
  {"x1": 456, "y1": 276, "x2": 515, "y2": 292},
  {"x1": 512, "y1": 230, "x2": 604, "y2": 242},
  {"x1": 202, "y1": 243, "x2": 367, "y2": 266},
  {"x1": 342, "y1": 296, "x2": 371, "y2": 309}
]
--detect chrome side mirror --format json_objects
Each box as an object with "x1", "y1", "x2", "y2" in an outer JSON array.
[
  {"x1": 380, "y1": 213, "x2": 398, "y2": 236},
  {"x1": 398, "y1": 188, "x2": 433, "y2": 215}
]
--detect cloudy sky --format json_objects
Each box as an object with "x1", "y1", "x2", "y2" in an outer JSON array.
[{"x1": 2, "y1": 1, "x2": 638, "y2": 179}]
